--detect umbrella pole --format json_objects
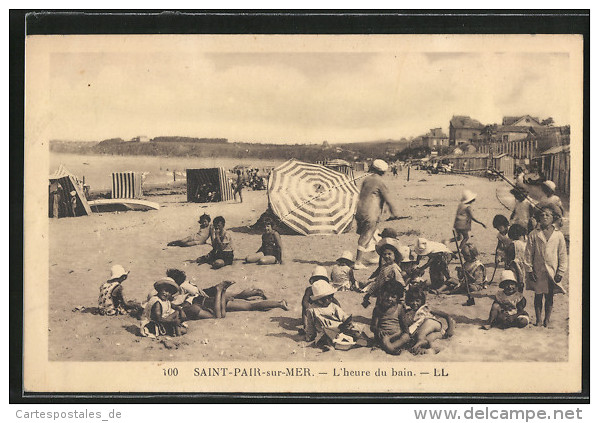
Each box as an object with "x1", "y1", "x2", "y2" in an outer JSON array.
[
  {"x1": 452, "y1": 229, "x2": 475, "y2": 306},
  {"x1": 488, "y1": 168, "x2": 542, "y2": 213}
]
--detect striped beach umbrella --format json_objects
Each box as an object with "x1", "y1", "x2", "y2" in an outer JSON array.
[{"x1": 268, "y1": 159, "x2": 360, "y2": 235}]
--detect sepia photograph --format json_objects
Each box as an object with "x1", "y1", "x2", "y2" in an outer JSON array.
[{"x1": 20, "y1": 13, "x2": 586, "y2": 397}]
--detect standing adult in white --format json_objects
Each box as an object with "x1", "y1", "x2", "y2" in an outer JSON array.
[{"x1": 353, "y1": 159, "x2": 402, "y2": 270}]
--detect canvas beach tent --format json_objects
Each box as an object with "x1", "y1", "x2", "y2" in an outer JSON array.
[
  {"x1": 49, "y1": 164, "x2": 92, "y2": 217},
  {"x1": 186, "y1": 168, "x2": 234, "y2": 203}
]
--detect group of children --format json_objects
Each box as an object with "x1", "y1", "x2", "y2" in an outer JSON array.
[{"x1": 99, "y1": 176, "x2": 568, "y2": 353}]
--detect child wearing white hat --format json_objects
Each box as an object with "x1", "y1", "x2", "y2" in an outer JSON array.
[
  {"x1": 300, "y1": 266, "x2": 341, "y2": 336},
  {"x1": 140, "y1": 277, "x2": 187, "y2": 337},
  {"x1": 98, "y1": 265, "x2": 131, "y2": 316},
  {"x1": 480, "y1": 270, "x2": 529, "y2": 330},
  {"x1": 304, "y1": 279, "x2": 366, "y2": 350},
  {"x1": 330, "y1": 251, "x2": 357, "y2": 291},
  {"x1": 538, "y1": 180, "x2": 564, "y2": 226},
  {"x1": 453, "y1": 189, "x2": 487, "y2": 250}
]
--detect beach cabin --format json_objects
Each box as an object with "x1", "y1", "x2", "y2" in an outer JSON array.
[
  {"x1": 111, "y1": 171, "x2": 144, "y2": 199},
  {"x1": 49, "y1": 165, "x2": 92, "y2": 218},
  {"x1": 491, "y1": 154, "x2": 515, "y2": 178},
  {"x1": 186, "y1": 168, "x2": 234, "y2": 203},
  {"x1": 536, "y1": 145, "x2": 570, "y2": 194}
]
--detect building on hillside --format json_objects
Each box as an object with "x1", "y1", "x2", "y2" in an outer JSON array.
[
  {"x1": 502, "y1": 115, "x2": 543, "y2": 127},
  {"x1": 420, "y1": 128, "x2": 449, "y2": 149},
  {"x1": 449, "y1": 116, "x2": 485, "y2": 146},
  {"x1": 495, "y1": 125, "x2": 536, "y2": 143},
  {"x1": 130, "y1": 135, "x2": 150, "y2": 143}
]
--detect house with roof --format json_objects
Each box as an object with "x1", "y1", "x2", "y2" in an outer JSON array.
[
  {"x1": 502, "y1": 115, "x2": 543, "y2": 127},
  {"x1": 420, "y1": 128, "x2": 450, "y2": 149},
  {"x1": 449, "y1": 116, "x2": 485, "y2": 146}
]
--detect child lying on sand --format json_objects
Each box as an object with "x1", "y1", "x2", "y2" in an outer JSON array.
[{"x1": 168, "y1": 213, "x2": 212, "y2": 247}]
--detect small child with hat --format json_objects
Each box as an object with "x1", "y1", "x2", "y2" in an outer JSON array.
[
  {"x1": 330, "y1": 251, "x2": 357, "y2": 291},
  {"x1": 304, "y1": 279, "x2": 367, "y2": 350},
  {"x1": 413, "y1": 238, "x2": 454, "y2": 292},
  {"x1": 481, "y1": 270, "x2": 529, "y2": 330},
  {"x1": 362, "y1": 238, "x2": 406, "y2": 308},
  {"x1": 140, "y1": 277, "x2": 187, "y2": 337},
  {"x1": 300, "y1": 266, "x2": 341, "y2": 335},
  {"x1": 451, "y1": 242, "x2": 487, "y2": 294},
  {"x1": 453, "y1": 189, "x2": 487, "y2": 250},
  {"x1": 492, "y1": 214, "x2": 512, "y2": 267},
  {"x1": 98, "y1": 264, "x2": 132, "y2": 316}
]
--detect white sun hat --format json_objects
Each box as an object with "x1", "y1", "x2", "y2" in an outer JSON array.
[
  {"x1": 543, "y1": 180, "x2": 556, "y2": 193},
  {"x1": 310, "y1": 280, "x2": 338, "y2": 301},
  {"x1": 110, "y1": 264, "x2": 129, "y2": 280},
  {"x1": 372, "y1": 159, "x2": 389, "y2": 173},
  {"x1": 461, "y1": 189, "x2": 477, "y2": 204}
]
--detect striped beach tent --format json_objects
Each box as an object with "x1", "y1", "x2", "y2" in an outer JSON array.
[
  {"x1": 186, "y1": 168, "x2": 234, "y2": 203},
  {"x1": 267, "y1": 159, "x2": 359, "y2": 235},
  {"x1": 49, "y1": 164, "x2": 92, "y2": 217},
  {"x1": 111, "y1": 172, "x2": 143, "y2": 199}
]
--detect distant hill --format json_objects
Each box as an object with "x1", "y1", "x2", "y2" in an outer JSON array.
[{"x1": 49, "y1": 136, "x2": 411, "y2": 162}]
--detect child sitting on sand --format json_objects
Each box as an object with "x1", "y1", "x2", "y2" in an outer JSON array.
[
  {"x1": 481, "y1": 270, "x2": 529, "y2": 330},
  {"x1": 453, "y1": 189, "x2": 487, "y2": 249},
  {"x1": 413, "y1": 238, "x2": 454, "y2": 292},
  {"x1": 371, "y1": 283, "x2": 409, "y2": 355},
  {"x1": 168, "y1": 213, "x2": 212, "y2": 247},
  {"x1": 451, "y1": 243, "x2": 487, "y2": 294},
  {"x1": 196, "y1": 216, "x2": 234, "y2": 269},
  {"x1": 301, "y1": 266, "x2": 340, "y2": 335},
  {"x1": 330, "y1": 251, "x2": 357, "y2": 291},
  {"x1": 245, "y1": 217, "x2": 283, "y2": 265},
  {"x1": 525, "y1": 206, "x2": 568, "y2": 328},
  {"x1": 399, "y1": 286, "x2": 455, "y2": 354},
  {"x1": 140, "y1": 277, "x2": 187, "y2": 337},
  {"x1": 98, "y1": 265, "x2": 133, "y2": 316},
  {"x1": 493, "y1": 214, "x2": 512, "y2": 267},
  {"x1": 305, "y1": 279, "x2": 367, "y2": 351},
  {"x1": 362, "y1": 238, "x2": 405, "y2": 308}
]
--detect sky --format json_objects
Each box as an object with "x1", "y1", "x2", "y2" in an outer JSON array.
[{"x1": 41, "y1": 40, "x2": 574, "y2": 144}]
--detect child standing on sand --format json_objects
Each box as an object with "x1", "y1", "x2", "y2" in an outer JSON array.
[
  {"x1": 196, "y1": 216, "x2": 234, "y2": 269},
  {"x1": 330, "y1": 251, "x2": 357, "y2": 291},
  {"x1": 453, "y1": 189, "x2": 486, "y2": 249},
  {"x1": 399, "y1": 286, "x2": 455, "y2": 355},
  {"x1": 140, "y1": 277, "x2": 187, "y2": 337},
  {"x1": 98, "y1": 265, "x2": 132, "y2": 316},
  {"x1": 493, "y1": 214, "x2": 512, "y2": 267},
  {"x1": 481, "y1": 270, "x2": 529, "y2": 330},
  {"x1": 525, "y1": 206, "x2": 568, "y2": 328},
  {"x1": 245, "y1": 217, "x2": 283, "y2": 265},
  {"x1": 506, "y1": 223, "x2": 529, "y2": 291}
]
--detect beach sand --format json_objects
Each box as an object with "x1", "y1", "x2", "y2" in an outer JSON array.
[{"x1": 48, "y1": 168, "x2": 569, "y2": 362}]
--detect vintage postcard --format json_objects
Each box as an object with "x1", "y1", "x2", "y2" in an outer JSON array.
[{"x1": 23, "y1": 32, "x2": 584, "y2": 394}]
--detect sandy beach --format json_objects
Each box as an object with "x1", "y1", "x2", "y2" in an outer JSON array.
[{"x1": 48, "y1": 167, "x2": 570, "y2": 362}]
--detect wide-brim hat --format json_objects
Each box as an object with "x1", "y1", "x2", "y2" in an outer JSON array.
[
  {"x1": 110, "y1": 264, "x2": 129, "y2": 280},
  {"x1": 337, "y1": 251, "x2": 354, "y2": 264},
  {"x1": 498, "y1": 270, "x2": 518, "y2": 289},
  {"x1": 461, "y1": 189, "x2": 477, "y2": 204},
  {"x1": 397, "y1": 245, "x2": 416, "y2": 262},
  {"x1": 543, "y1": 180, "x2": 556, "y2": 193},
  {"x1": 309, "y1": 265, "x2": 330, "y2": 283},
  {"x1": 413, "y1": 238, "x2": 432, "y2": 256},
  {"x1": 310, "y1": 280, "x2": 338, "y2": 301},
  {"x1": 372, "y1": 159, "x2": 389, "y2": 173},
  {"x1": 154, "y1": 277, "x2": 179, "y2": 294},
  {"x1": 375, "y1": 237, "x2": 402, "y2": 257}
]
